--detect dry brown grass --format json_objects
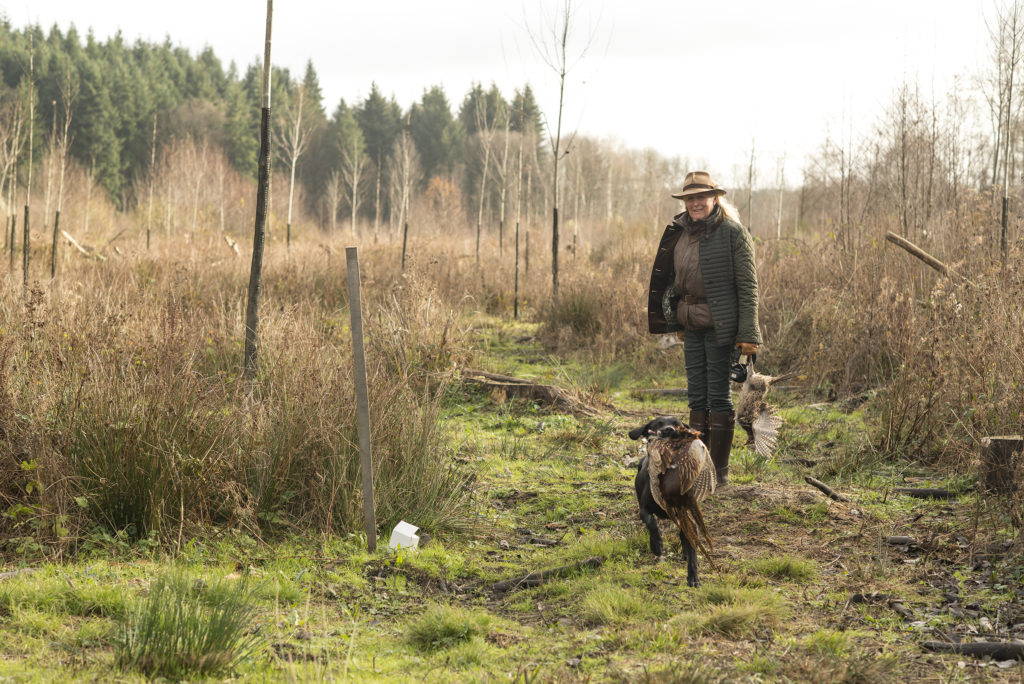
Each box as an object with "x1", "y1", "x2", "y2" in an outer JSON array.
[
  {"x1": 0, "y1": 237, "x2": 476, "y2": 548},
  {"x1": 2, "y1": 195, "x2": 1021, "y2": 548}
]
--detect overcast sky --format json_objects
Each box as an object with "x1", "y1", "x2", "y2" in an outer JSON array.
[{"x1": 6, "y1": 1, "x2": 992, "y2": 188}]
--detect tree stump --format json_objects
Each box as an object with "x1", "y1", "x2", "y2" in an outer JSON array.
[{"x1": 979, "y1": 436, "x2": 1023, "y2": 493}]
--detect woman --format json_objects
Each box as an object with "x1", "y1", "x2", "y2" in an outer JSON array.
[{"x1": 645, "y1": 170, "x2": 761, "y2": 485}]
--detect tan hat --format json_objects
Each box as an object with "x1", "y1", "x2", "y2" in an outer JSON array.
[{"x1": 671, "y1": 171, "x2": 727, "y2": 199}]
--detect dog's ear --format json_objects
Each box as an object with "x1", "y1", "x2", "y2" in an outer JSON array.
[{"x1": 628, "y1": 423, "x2": 649, "y2": 440}]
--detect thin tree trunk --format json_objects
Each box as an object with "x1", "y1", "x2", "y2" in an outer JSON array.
[
  {"x1": 147, "y1": 114, "x2": 156, "y2": 249},
  {"x1": 476, "y1": 143, "x2": 490, "y2": 266},
  {"x1": 373, "y1": 151, "x2": 381, "y2": 240},
  {"x1": 23, "y1": 39, "x2": 34, "y2": 287},
  {"x1": 244, "y1": 0, "x2": 273, "y2": 379}
]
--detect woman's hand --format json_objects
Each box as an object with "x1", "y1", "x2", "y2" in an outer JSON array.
[{"x1": 735, "y1": 342, "x2": 758, "y2": 355}]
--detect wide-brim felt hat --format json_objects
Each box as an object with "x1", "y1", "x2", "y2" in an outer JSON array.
[{"x1": 671, "y1": 170, "x2": 727, "y2": 199}]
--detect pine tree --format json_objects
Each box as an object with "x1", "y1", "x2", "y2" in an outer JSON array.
[{"x1": 409, "y1": 85, "x2": 463, "y2": 181}]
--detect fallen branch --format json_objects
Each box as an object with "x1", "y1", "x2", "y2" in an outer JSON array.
[
  {"x1": 490, "y1": 556, "x2": 605, "y2": 593},
  {"x1": 61, "y1": 230, "x2": 107, "y2": 261},
  {"x1": 922, "y1": 640, "x2": 1024, "y2": 661},
  {"x1": 895, "y1": 487, "x2": 962, "y2": 500},
  {"x1": 462, "y1": 368, "x2": 601, "y2": 417},
  {"x1": 805, "y1": 476, "x2": 849, "y2": 502},
  {"x1": 885, "y1": 232, "x2": 974, "y2": 286}
]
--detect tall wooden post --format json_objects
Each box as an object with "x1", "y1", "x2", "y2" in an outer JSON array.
[
  {"x1": 244, "y1": 0, "x2": 273, "y2": 378},
  {"x1": 346, "y1": 247, "x2": 377, "y2": 551}
]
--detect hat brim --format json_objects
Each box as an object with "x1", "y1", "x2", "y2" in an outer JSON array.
[{"x1": 671, "y1": 187, "x2": 727, "y2": 199}]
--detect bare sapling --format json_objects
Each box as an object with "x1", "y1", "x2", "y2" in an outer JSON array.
[
  {"x1": 83, "y1": 157, "x2": 94, "y2": 235},
  {"x1": 0, "y1": 87, "x2": 25, "y2": 263},
  {"x1": 341, "y1": 127, "x2": 366, "y2": 237},
  {"x1": 278, "y1": 82, "x2": 310, "y2": 251},
  {"x1": 146, "y1": 113, "x2": 156, "y2": 249},
  {"x1": 474, "y1": 96, "x2": 493, "y2": 265},
  {"x1": 389, "y1": 115, "x2": 419, "y2": 246},
  {"x1": 526, "y1": 0, "x2": 595, "y2": 295},
  {"x1": 498, "y1": 112, "x2": 512, "y2": 257},
  {"x1": 51, "y1": 63, "x2": 77, "y2": 278},
  {"x1": 514, "y1": 103, "x2": 525, "y2": 319},
  {"x1": 43, "y1": 102, "x2": 56, "y2": 262},
  {"x1": 324, "y1": 169, "x2": 343, "y2": 233},
  {"x1": 23, "y1": 35, "x2": 35, "y2": 287},
  {"x1": 188, "y1": 136, "x2": 209, "y2": 248}
]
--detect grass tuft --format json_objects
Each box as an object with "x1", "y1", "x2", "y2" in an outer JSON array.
[
  {"x1": 114, "y1": 570, "x2": 259, "y2": 679},
  {"x1": 749, "y1": 555, "x2": 817, "y2": 582},
  {"x1": 406, "y1": 603, "x2": 490, "y2": 651},
  {"x1": 581, "y1": 582, "x2": 667, "y2": 626}
]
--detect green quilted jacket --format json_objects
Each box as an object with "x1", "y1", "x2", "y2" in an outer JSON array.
[{"x1": 645, "y1": 208, "x2": 762, "y2": 347}]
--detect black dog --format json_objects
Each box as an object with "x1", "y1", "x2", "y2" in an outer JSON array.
[{"x1": 629, "y1": 416, "x2": 707, "y2": 586}]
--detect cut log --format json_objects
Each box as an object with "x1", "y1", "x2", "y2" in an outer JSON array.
[
  {"x1": 462, "y1": 368, "x2": 601, "y2": 417},
  {"x1": 490, "y1": 556, "x2": 605, "y2": 593},
  {"x1": 895, "y1": 487, "x2": 962, "y2": 499},
  {"x1": 922, "y1": 640, "x2": 1024, "y2": 660},
  {"x1": 805, "y1": 476, "x2": 849, "y2": 502},
  {"x1": 979, "y1": 436, "x2": 1023, "y2": 493}
]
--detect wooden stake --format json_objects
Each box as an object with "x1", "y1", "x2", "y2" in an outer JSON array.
[
  {"x1": 401, "y1": 221, "x2": 408, "y2": 272},
  {"x1": 346, "y1": 247, "x2": 377, "y2": 552}
]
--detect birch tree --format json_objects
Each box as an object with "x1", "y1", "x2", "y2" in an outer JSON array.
[
  {"x1": 277, "y1": 83, "x2": 312, "y2": 250},
  {"x1": 527, "y1": 0, "x2": 594, "y2": 295}
]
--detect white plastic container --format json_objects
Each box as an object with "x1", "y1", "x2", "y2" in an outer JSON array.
[{"x1": 388, "y1": 521, "x2": 420, "y2": 551}]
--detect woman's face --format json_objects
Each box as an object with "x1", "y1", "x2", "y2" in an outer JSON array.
[{"x1": 684, "y1": 193, "x2": 716, "y2": 221}]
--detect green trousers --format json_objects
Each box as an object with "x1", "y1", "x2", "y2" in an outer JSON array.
[{"x1": 682, "y1": 328, "x2": 733, "y2": 414}]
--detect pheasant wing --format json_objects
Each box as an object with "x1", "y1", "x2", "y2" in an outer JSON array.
[
  {"x1": 645, "y1": 439, "x2": 671, "y2": 514},
  {"x1": 689, "y1": 440, "x2": 716, "y2": 502},
  {"x1": 751, "y1": 403, "x2": 783, "y2": 459}
]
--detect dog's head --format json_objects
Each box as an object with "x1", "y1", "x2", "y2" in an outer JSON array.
[{"x1": 628, "y1": 415, "x2": 684, "y2": 441}]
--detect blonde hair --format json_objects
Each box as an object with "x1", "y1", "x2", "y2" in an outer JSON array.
[{"x1": 716, "y1": 196, "x2": 742, "y2": 225}]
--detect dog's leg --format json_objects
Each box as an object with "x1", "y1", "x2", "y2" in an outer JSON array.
[
  {"x1": 640, "y1": 509, "x2": 663, "y2": 558},
  {"x1": 679, "y1": 529, "x2": 700, "y2": 587}
]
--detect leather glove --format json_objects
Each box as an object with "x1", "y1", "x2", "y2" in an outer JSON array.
[{"x1": 735, "y1": 342, "x2": 758, "y2": 356}]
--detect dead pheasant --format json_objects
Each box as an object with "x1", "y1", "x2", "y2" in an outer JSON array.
[
  {"x1": 629, "y1": 416, "x2": 716, "y2": 586},
  {"x1": 735, "y1": 365, "x2": 793, "y2": 459}
]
